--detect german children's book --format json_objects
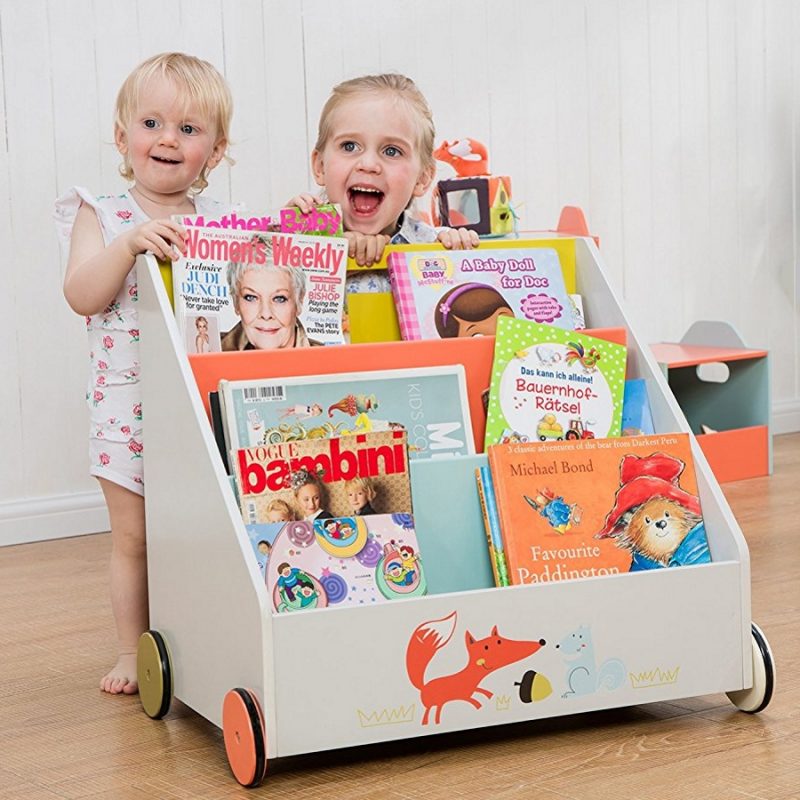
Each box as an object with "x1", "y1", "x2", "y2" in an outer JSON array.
[
  {"x1": 233, "y1": 429, "x2": 412, "y2": 525},
  {"x1": 487, "y1": 432, "x2": 711, "y2": 586},
  {"x1": 217, "y1": 365, "x2": 473, "y2": 462},
  {"x1": 387, "y1": 243, "x2": 576, "y2": 340},
  {"x1": 254, "y1": 513, "x2": 425, "y2": 613},
  {"x1": 484, "y1": 316, "x2": 628, "y2": 448},
  {"x1": 171, "y1": 225, "x2": 347, "y2": 354}
]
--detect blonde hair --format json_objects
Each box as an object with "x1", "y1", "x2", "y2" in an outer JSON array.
[
  {"x1": 266, "y1": 499, "x2": 295, "y2": 521},
  {"x1": 314, "y1": 73, "x2": 436, "y2": 177},
  {"x1": 344, "y1": 476, "x2": 377, "y2": 503},
  {"x1": 115, "y1": 52, "x2": 233, "y2": 192}
]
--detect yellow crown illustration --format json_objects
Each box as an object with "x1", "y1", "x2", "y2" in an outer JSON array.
[
  {"x1": 495, "y1": 694, "x2": 512, "y2": 712},
  {"x1": 629, "y1": 666, "x2": 680, "y2": 689},
  {"x1": 357, "y1": 705, "x2": 415, "y2": 727}
]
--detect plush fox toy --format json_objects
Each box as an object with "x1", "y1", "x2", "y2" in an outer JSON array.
[
  {"x1": 431, "y1": 138, "x2": 513, "y2": 236},
  {"x1": 433, "y1": 138, "x2": 490, "y2": 177}
]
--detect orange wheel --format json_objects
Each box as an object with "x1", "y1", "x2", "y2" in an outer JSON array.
[{"x1": 222, "y1": 688, "x2": 267, "y2": 787}]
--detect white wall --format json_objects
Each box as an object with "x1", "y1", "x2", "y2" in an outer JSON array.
[{"x1": 1, "y1": 0, "x2": 798, "y2": 545}]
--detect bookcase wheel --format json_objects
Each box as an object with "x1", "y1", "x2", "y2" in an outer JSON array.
[
  {"x1": 137, "y1": 629, "x2": 173, "y2": 720},
  {"x1": 727, "y1": 623, "x2": 775, "y2": 713},
  {"x1": 222, "y1": 688, "x2": 268, "y2": 787}
]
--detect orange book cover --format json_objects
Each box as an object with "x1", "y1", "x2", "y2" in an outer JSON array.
[{"x1": 487, "y1": 432, "x2": 710, "y2": 585}]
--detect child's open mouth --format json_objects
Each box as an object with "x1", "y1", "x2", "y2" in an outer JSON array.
[
  {"x1": 152, "y1": 156, "x2": 181, "y2": 165},
  {"x1": 348, "y1": 186, "x2": 384, "y2": 215}
]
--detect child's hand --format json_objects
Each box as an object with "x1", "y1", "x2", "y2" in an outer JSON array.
[
  {"x1": 345, "y1": 232, "x2": 391, "y2": 266},
  {"x1": 122, "y1": 218, "x2": 187, "y2": 261},
  {"x1": 437, "y1": 227, "x2": 480, "y2": 250},
  {"x1": 285, "y1": 193, "x2": 323, "y2": 214}
]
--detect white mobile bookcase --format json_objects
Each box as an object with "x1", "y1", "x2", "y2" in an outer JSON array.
[{"x1": 135, "y1": 238, "x2": 774, "y2": 788}]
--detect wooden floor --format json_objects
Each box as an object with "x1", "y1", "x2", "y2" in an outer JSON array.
[{"x1": 1, "y1": 434, "x2": 798, "y2": 799}]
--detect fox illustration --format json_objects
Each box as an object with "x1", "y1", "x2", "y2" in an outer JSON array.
[{"x1": 406, "y1": 611, "x2": 545, "y2": 725}]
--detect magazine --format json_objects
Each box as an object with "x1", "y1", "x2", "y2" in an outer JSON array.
[
  {"x1": 176, "y1": 203, "x2": 343, "y2": 236},
  {"x1": 217, "y1": 365, "x2": 474, "y2": 462},
  {"x1": 233, "y1": 429, "x2": 412, "y2": 525},
  {"x1": 171, "y1": 225, "x2": 347, "y2": 353}
]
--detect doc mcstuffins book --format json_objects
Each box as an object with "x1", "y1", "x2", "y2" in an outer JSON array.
[
  {"x1": 386, "y1": 241, "x2": 576, "y2": 340},
  {"x1": 263, "y1": 513, "x2": 426, "y2": 613},
  {"x1": 487, "y1": 432, "x2": 711, "y2": 586},
  {"x1": 484, "y1": 316, "x2": 628, "y2": 449}
]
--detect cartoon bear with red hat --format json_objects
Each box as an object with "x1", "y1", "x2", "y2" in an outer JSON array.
[{"x1": 595, "y1": 452, "x2": 711, "y2": 570}]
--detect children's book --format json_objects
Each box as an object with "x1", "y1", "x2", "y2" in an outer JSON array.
[
  {"x1": 171, "y1": 225, "x2": 347, "y2": 354},
  {"x1": 621, "y1": 378, "x2": 655, "y2": 436},
  {"x1": 244, "y1": 521, "x2": 283, "y2": 580},
  {"x1": 257, "y1": 513, "x2": 425, "y2": 613},
  {"x1": 484, "y1": 316, "x2": 628, "y2": 449},
  {"x1": 476, "y1": 465, "x2": 510, "y2": 587},
  {"x1": 217, "y1": 365, "x2": 473, "y2": 463},
  {"x1": 487, "y1": 432, "x2": 711, "y2": 586},
  {"x1": 387, "y1": 243, "x2": 576, "y2": 340},
  {"x1": 409, "y1": 454, "x2": 495, "y2": 594},
  {"x1": 233, "y1": 429, "x2": 412, "y2": 525}
]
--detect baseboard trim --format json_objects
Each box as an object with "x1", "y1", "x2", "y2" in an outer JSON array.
[
  {"x1": 772, "y1": 401, "x2": 800, "y2": 436},
  {"x1": 0, "y1": 491, "x2": 109, "y2": 547}
]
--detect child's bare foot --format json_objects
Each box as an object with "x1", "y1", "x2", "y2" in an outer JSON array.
[{"x1": 100, "y1": 653, "x2": 139, "y2": 694}]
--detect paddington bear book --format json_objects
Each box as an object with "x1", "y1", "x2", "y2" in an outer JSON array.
[
  {"x1": 171, "y1": 225, "x2": 347, "y2": 354},
  {"x1": 233, "y1": 429, "x2": 412, "y2": 525},
  {"x1": 487, "y1": 432, "x2": 711, "y2": 586},
  {"x1": 484, "y1": 316, "x2": 628, "y2": 449},
  {"x1": 250, "y1": 513, "x2": 426, "y2": 613},
  {"x1": 217, "y1": 365, "x2": 473, "y2": 463},
  {"x1": 387, "y1": 243, "x2": 576, "y2": 340}
]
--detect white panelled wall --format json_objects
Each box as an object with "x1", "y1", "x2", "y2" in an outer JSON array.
[{"x1": 0, "y1": 0, "x2": 797, "y2": 545}]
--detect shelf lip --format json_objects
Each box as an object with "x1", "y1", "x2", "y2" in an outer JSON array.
[{"x1": 650, "y1": 342, "x2": 768, "y2": 367}]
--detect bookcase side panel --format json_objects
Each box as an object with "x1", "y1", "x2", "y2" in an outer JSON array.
[
  {"x1": 270, "y1": 563, "x2": 744, "y2": 757},
  {"x1": 138, "y1": 256, "x2": 274, "y2": 740}
]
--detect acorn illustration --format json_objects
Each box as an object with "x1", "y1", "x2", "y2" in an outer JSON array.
[{"x1": 514, "y1": 670, "x2": 553, "y2": 703}]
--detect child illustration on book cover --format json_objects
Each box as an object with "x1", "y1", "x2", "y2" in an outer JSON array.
[
  {"x1": 263, "y1": 515, "x2": 427, "y2": 613},
  {"x1": 434, "y1": 283, "x2": 514, "y2": 338},
  {"x1": 595, "y1": 452, "x2": 711, "y2": 569}
]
